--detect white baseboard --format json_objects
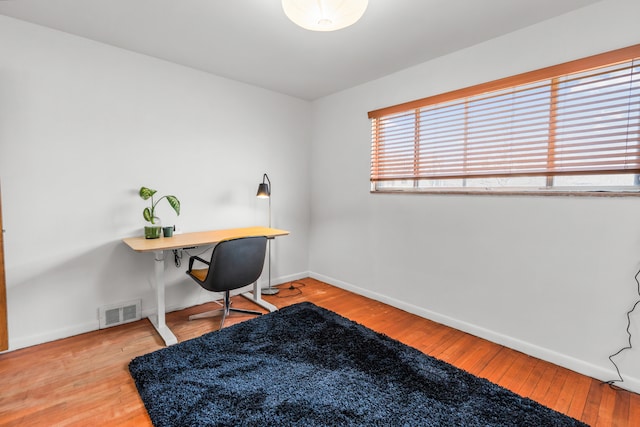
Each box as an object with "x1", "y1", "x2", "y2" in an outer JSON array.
[
  {"x1": 309, "y1": 271, "x2": 640, "y2": 395},
  {"x1": 264, "y1": 271, "x2": 311, "y2": 288},
  {"x1": 7, "y1": 320, "x2": 99, "y2": 352}
]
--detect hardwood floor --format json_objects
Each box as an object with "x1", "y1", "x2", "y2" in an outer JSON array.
[{"x1": 0, "y1": 277, "x2": 637, "y2": 426}]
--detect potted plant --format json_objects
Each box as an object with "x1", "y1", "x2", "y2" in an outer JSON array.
[{"x1": 139, "y1": 187, "x2": 180, "y2": 239}]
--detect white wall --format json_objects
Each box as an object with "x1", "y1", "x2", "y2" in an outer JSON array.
[
  {"x1": 309, "y1": 0, "x2": 640, "y2": 393},
  {"x1": 0, "y1": 15, "x2": 311, "y2": 349}
]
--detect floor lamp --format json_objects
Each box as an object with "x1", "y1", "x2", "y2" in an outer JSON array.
[{"x1": 257, "y1": 173, "x2": 279, "y2": 295}]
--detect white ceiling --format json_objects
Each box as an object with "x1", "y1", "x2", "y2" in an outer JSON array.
[{"x1": 0, "y1": 0, "x2": 602, "y2": 100}]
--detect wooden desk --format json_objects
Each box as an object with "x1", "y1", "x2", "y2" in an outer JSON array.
[{"x1": 123, "y1": 226, "x2": 289, "y2": 345}]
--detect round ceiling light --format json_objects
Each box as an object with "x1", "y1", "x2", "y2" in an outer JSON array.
[{"x1": 282, "y1": 0, "x2": 369, "y2": 32}]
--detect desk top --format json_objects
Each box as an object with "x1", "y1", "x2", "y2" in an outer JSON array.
[{"x1": 122, "y1": 226, "x2": 290, "y2": 253}]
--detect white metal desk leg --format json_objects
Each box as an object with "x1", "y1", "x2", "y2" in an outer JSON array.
[
  {"x1": 147, "y1": 250, "x2": 178, "y2": 346},
  {"x1": 241, "y1": 280, "x2": 278, "y2": 312}
]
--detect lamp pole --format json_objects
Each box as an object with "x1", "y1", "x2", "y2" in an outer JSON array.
[{"x1": 257, "y1": 173, "x2": 278, "y2": 295}]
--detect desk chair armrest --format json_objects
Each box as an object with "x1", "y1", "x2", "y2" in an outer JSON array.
[{"x1": 188, "y1": 255, "x2": 210, "y2": 272}]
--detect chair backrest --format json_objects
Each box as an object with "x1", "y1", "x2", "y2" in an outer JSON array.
[{"x1": 201, "y1": 236, "x2": 268, "y2": 293}]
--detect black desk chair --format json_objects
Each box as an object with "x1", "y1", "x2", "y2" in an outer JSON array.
[{"x1": 186, "y1": 236, "x2": 267, "y2": 329}]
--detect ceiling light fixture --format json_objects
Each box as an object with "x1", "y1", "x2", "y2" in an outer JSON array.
[{"x1": 282, "y1": 0, "x2": 368, "y2": 32}]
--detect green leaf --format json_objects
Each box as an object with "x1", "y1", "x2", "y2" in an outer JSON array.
[
  {"x1": 139, "y1": 187, "x2": 156, "y2": 200},
  {"x1": 166, "y1": 195, "x2": 181, "y2": 216},
  {"x1": 143, "y1": 207, "x2": 152, "y2": 222}
]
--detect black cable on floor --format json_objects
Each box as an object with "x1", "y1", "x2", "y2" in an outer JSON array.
[
  {"x1": 604, "y1": 267, "x2": 640, "y2": 389},
  {"x1": 273, "y1": 281, "x2": 306, "y2": 298}
]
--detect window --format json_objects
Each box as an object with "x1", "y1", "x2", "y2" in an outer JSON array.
[{"x1": 369, "y1": 44, "x2": 640, "y2": 194}]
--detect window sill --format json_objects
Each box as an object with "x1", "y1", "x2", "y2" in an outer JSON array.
[{"x1": 371, "y1": 188, "x2": 640, "y2": 197}]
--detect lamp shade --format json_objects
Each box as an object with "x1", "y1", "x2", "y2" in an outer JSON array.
[
  {"x1": 282, "y1": 0, "x2": 368, "y2": 32},
  {"x1": 256, "y1": 183, "x2": 270, "y2": 198}
]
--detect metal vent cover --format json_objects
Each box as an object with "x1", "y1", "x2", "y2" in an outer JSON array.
[{"x1": 99, "y1": 300, "x2": 142, "y2": 329}]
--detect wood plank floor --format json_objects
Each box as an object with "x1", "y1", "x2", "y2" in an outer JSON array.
[{"x1": 0, "y1": 277, "x2": 637, "y2": 426}]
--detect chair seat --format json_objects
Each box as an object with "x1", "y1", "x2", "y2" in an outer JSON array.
[{"x1": 190, "y1": 268, "x2": 207, "y2": 282}]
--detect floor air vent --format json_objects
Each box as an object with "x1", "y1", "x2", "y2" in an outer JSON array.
[{"x1": 99, "y1": 299, "x2": 142, "y2": 329}]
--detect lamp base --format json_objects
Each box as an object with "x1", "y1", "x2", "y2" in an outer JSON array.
[{"x1": 261, "y1": 287, "x2": 280, "y2": 295}]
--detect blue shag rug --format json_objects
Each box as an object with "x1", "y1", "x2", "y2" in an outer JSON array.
[{"x1": 129, "y1": 302, "x2": 588, "y2": 427}]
